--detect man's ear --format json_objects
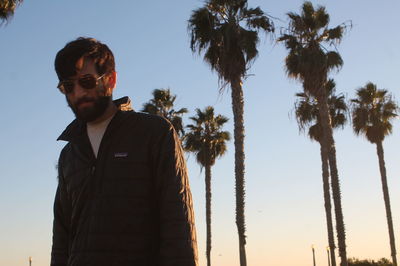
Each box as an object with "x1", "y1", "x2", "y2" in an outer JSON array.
[{"x1": 105, "y1": 71, "x2": 117, "y2": 95}]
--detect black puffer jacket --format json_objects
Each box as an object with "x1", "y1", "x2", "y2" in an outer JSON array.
[{"x1": 51, "y1": 97, "x2": 198, "y2": 266}]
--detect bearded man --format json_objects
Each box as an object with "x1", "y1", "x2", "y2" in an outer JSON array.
[{"x1": 51, "y1": 37, "x2": 198, "y2": 266}]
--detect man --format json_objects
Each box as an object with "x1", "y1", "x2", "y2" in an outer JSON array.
[{"x1": 51, "y1": 37, "x2": 198, "y2": 266}]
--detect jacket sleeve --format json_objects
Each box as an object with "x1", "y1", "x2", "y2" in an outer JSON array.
[
  {"x1": 51, "y1": 152, "x2": 70, "y2": 266},
  {"x1": 154, "y1": 122, "x2": 198, "y2": 266}
]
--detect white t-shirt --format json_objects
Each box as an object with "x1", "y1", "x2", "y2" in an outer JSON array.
[{"x1": 87, "y1": 115, "x2": 114, "y2": 158}]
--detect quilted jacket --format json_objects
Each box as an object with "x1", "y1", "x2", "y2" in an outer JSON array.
[{"x1": 51, "y1": 97, "x2": 198, "y2": 266}]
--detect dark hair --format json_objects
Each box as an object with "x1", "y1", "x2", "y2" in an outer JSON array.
[{"x1": 55, "y1": 37, "x2": 115, "y2": 80}]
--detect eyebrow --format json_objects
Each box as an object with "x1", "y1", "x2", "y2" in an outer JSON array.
[{"x1": 63, "y1": 74, "x2": 94, "y2": 82}]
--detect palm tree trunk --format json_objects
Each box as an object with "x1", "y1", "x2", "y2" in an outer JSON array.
[
  {"x1": 317, "y1": 93, "x2": 348, "y2": 266},
  {"x1": 327, "y1": 147, "x2": 347, "y2": 266},
  {"x1": 376, "y1": 141, "x2": 398, "y2": 266},
  {"x1": 205, "y1": 164, "x2": 212, "y2": 266},
  {"x1": 319, "y1": 144, "x2": 337, "y2": 266},
  {"x1": 231, "y1": 78, "x2": 247, "y2": 266}
]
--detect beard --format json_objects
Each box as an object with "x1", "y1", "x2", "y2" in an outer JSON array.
[{"x1": 67, "y1": 95, "x2": 112, "y2": 122}]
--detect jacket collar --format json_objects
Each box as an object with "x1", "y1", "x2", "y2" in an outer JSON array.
[{"x1": 57, "y1": 96, "x2": 133, "y2": 142}]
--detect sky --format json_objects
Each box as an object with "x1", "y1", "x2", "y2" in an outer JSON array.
[{"x1": 0, "y1": 1, "x2": 399, "y2": 265}]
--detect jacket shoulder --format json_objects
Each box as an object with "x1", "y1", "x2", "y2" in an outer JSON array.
[{"x1": 122, "y1": 111, "x2": 174, "y2": 133}]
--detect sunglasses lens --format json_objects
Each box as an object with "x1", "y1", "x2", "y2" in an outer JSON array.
[
  {"x1": 59, "y1": 81, "x2": 75, "y2": 94},
  {"x1": 79, "y1": 76, "x2": 97, "y2": 90},
  {"x1": 57, "y1": 74, "x2": 102, "y2": 94}
]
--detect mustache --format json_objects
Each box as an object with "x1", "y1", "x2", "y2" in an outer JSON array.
[{"x1": 75, "y1": 97, "x2": 95, "y2": 106}]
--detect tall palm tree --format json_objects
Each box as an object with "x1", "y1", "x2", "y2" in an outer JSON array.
[
  {"x1": 295, "y1": 79, "x2": 347, "y2": 266},
  {"x1": 278, "y1": 2, "x2": 349, "y2": 265},
  {"x1": 0, "y1": 0, "x2": 22, "y2": 23},
  {"x1": 351, "y1": 82, "x2": 398, "y2": 266},
  {"x1": 188, "y1": 1, "x2": 274, "y2": 264},
  {"x1": 183, "y1": 106, "x2": 230, "y2": 266},
  {"x1": 141, "y1": 88, "x2": 188, "y2": 138}
]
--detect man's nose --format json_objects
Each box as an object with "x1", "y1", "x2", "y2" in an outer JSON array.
[{"x1": 71, "y1": 81, "x2": 87, "y2": 98}]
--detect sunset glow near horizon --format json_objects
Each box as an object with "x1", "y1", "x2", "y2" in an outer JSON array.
[{"x1": 0, "y1": 1, "x2": 399, "y2": 266}]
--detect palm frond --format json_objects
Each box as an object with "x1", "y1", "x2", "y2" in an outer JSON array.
[
  {"x1": 326, "y1": 26, "x2": 343, "y2": 43},
  {"x1": 295, "y1": 80, "x2": 347, "y2": 141},
  {"x1": 243, "y1": 7, "x2": 274, "y2": 33},
  {"x1": 326, "y1": 51, "x2": 343, "y2": 71},
  {"x1": 142, "y1": 88, "x2": 187, "y2": 138},
  {"x1": 238, "y1": 28, "x2": 259, "y2": 62},
  {"x1": 189, "y1": 0, "x2": 274, "y2": 85},
  {"x1": 278, "y1": 1, "x2": 347, "y2": 97},
  {"x1": 189, "y1": 7, "x2": 217, "y2": 53},
  {"x1": 314, "y1": 6, "x2": 329, "y2": 29},
  {"x1": 183, "y1": 106, "x2": 230, "y2": 167},
  {"x1": 0, "y1": 0, "x2": 22, "y2": 22},
  {"x1": 351, "y1": 82, "x2": 399, "y2": 143}
]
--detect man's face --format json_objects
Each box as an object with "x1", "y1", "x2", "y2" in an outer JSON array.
[{"x1": 64, "y1": 58, "x2": 112, "y2": 122}]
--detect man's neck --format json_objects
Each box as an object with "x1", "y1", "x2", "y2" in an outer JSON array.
[{"x1": 88, "y1": 101, "x2": 118, "y2": 126}]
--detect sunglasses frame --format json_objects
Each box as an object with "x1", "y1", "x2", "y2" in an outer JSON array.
[{"x1": 57, "y1": 74, "x2": 105, "y2": 94}]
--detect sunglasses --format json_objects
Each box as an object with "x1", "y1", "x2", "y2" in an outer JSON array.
[{"x1": 57, "y1": 74, "x2": 105, "y2": 94}]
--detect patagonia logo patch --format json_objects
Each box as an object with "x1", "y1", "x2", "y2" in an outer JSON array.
[{"x1": 114, "y1": 152, "x2": 129, "y2": 158}]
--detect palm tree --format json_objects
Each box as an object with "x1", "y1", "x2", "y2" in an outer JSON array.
[
  {"x1": 188, "y1": 1, "x2": 274, "y2": 264},
  {"x1": 351, "y1": 82, "x2": 398, "y2": 266},
  {"x1": 295, "y1": 79, "x2": 347, "y2": 266},
  {"x1": 278, "y1": 2, "x2": 349, "y2": 265},
  {"x1": 0, "y1": 0, "x2": 22, "y2": 23},
  {"x1": 141, "y1": 88, "x2": 188, "y2": 138},
  {"x1": 183, "y1": 106, "x2": 230, "y2": 266}
]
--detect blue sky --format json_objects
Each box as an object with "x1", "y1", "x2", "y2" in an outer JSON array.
[{"x1": 0, "y1": 1, "x2": 399, "y2": 265}]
